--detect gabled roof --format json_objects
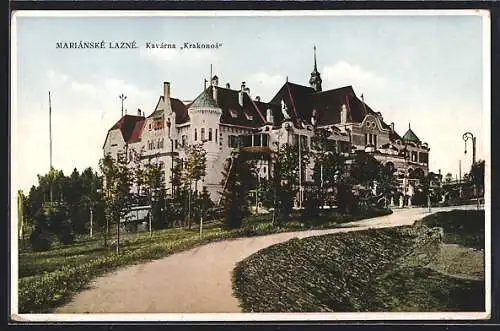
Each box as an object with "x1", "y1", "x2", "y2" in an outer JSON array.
[
  {"x1": 205, "y1": 86, "x2": 266, "y2": 128},
  {"x1": 269, "y1": 82, "x2": 377, "y2": 127},
  {"x1": 128, "y1": 119, "x2": 145, "y2": 143},
  {"x1": 402, "y1": 126, "x2": 421, "y2": 143},
  {"x1": 109, "y1": 115, "x2": 145, "y2": 143},
  {"x1": 148, "y1": 96, "x2": 190, "y2": 124},
  {"x1": 171, "y1": 97, "x2": 190, "y2": 124}
]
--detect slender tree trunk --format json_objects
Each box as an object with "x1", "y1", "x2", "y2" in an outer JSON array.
[{"x1": 116, "y1": 215, "x2": 120, "y2": 254}]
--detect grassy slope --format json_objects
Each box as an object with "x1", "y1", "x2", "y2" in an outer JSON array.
[{"x1": 233, "y1": 209, "x2": 485, "y2": 312}]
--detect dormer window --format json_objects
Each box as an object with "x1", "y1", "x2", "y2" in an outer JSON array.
[
  {"x1": 230, "y1": 109, "x2": 238, "y2": 118},
  {"x1": 244, "y1": 112, "x2": 253, "y2": 121}
]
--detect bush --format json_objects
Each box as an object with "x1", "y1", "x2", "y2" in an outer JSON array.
[
  {"x1": 29, "y1": 227, "x2": 53, "y2": 252},
  {"x1": 57, "y1": 220, "x2": 75, "y2": 245}
]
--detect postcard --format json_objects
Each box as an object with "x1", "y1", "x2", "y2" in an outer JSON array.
[{"x1": 10, "y1": 10, "x2": 491, "y2": 322}]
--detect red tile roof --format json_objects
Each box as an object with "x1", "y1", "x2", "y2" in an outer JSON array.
[
  {"x1": 109, "y1": 115, "x2": 145, "y2": 144},
  {"x1": 128, "y1": 119, "x2": 145, "y2": 143}
]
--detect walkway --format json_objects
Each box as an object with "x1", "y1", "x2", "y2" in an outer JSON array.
[{"x1": 56, "y1": 205, "x2": 476, "y2": 313}]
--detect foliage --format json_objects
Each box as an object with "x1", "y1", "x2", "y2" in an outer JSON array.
[
  {"x1": 99, "y1": 152, "x2": 134, "y2": 252},
  {"x1": 29, "y1": 227, "x2": 53, "y2": 252},
  {"x1": 221, "y1": 152, "x2": 256, "y2": 229},
  {"x1": 470, "y1": 160, "x2": 485, "y2": 191},
  {"x1": 349, "y1": 151, "x2": 382, "y2": 187},
  {"x1": 416, "y1": 210, "x2": 485, "y2": 250}
]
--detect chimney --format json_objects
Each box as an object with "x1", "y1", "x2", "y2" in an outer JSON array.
[
  {"x1": 266, "y1": 108, "x2": 273, "y2": 124},
  {"x1": 137, "y1": 108, "x2": 141, "y2": 116},
  {"x1": 255, "y1": 96, "x2": 261, "y2": 102},
  {"x1": 340, "y1": 104, "x2": 348, "y2": 124},
  {"x1": 239, "y1": 82, "x2": 245, "y2": 107},
  {"x1": 211, "y1": 75, "x2": 219, "y2": 87},
  {"x1": 163, "y1": 82, "x2": 170, "y2": 101},
  {"x1": 390, "y1": 122, "x2": 395, "y2": 132},
  {"x1": 213, "y1": 86, "x2": 218, "y2": 103},
  {"x1": 226, "y1": 82, "x2": 230, "y2": 89}
]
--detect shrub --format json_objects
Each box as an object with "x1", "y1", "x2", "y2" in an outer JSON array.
[
  {"x1": 57, "y1": 220, "x2": 75, "y2": 245},
  {"x1": 29, "y1": 227, "x2": 53, "y2": 252}
]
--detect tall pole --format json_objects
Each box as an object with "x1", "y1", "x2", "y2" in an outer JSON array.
[
  {"x1": 463, "y1": 131, "x2": 478, "y2": 209},
  {"x1": 119, "y1": 93, "x2": 127, "y2": 117},
  {"x1": 90, "y1": 208, "x2": 93, "y2": 238},
  {"x1": 49, "y1": 91, "x2": 53, "y2": 170},
  {"x1": 298, "y1": 130, "x2": 302, "y2": 209},
  {"x1": 459, "y1": 160, "x2": 462, "y2": 184}
]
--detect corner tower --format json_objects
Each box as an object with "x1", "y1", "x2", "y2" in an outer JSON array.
[{"x1": 309, "y1": 45, "x2": 322, "y2": 92}]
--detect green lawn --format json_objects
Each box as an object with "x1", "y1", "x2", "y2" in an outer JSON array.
[{"x1": 19, "y1": 208, "x2": 392, "y2": 313}]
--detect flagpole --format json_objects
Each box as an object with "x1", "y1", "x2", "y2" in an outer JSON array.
[{"x1": 49, "y1": 91, "x2": 52, "y2": 170}]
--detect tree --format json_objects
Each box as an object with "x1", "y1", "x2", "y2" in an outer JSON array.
[
  {"x1": 99, "y1": 152, "x2": 134, "y2": 253},
  {"x1": 183, "y1": 144, "x2": 207, "y2": 229},
  {"x1": 139, "y1": 158, "x2": 166, "y2": 232},
  {"x1": 271, "y1": 143, "x2": 310, "y2": 223},
  {"x1": 349, "y1": 151, "x2": 381, "y2": 188},
  {"x1": 221, "y1": 152, "x2": 256, "y2": 229},
  {"x1": 470, "y1": 160, "x2": 485, "y2": 192}
]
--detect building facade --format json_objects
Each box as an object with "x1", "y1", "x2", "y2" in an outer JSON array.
[{"x1": 103, "y1": 48, "x2": 430, "y2": 203}]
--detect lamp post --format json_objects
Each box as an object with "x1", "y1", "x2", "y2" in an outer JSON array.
[
  {"x1": 199, "y1": 138, "x2": 208, "y2": 238},
  {"x1": 463, "y1": 132, "x2": 479, "y2": 209},
  {"x1": 166, "y1": 118, "x2": 174, "y2": 199}
]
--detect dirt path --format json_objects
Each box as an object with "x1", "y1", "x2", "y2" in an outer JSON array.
[{"x1": 56, "y1": 206, "x2": 476, "y2": 313}]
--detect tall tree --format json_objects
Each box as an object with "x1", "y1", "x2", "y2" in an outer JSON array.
[
  {"x1": 99, "y1": 152, "x2": 134, "y2": 253},
  {"x1": 221, "y1": 152, "x2": 256, "y2": 229},
  {"x1": 183, "y1": 143, "x2": 207, "y2": 229}
]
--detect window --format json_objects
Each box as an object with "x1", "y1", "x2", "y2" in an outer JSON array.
[
  {"x1": 364, "y1": 133, "x2": 368, "y2": 146},
  {"x1": 254, "y1": 134, "x2": 261, "y2": 146},
  {"x1": 175, "y1": 140, "x2": 178, "y2": 149},
  {"x1": 262, "y1": 134, "x2": 269, "y2": 147},
  {"x1": 201, "y1": 128, "x2": 205, "y2": 141},
  {"x1": 181, "y1": 135, "x2": 187, "y2": 147},
  {"x1": 301, "y1": 135, "x2": 308, "y2": 151},
  {"x1": 215, "y1": 129, "x2": 218, "y2": 142},
  {"x1": 230, "y1": 109, "x2": 238, "y2": 118},
  {"x1": 373, "y1": 135, "x2": 377, "y2": 147},
  {"x1": 419, "y1": 152, "x2": 428, "y2": 164},
  {"x1": 159, "y1": 161, "x2": 164, "y2": 169},
  {"x1": 194, "y1": 128, "x2": 198, "y2": 141},
  {"x1": 208, "y1": 128, "x2": 213, "y2": 141}
]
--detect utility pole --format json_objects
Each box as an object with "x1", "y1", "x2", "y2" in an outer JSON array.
[{"x1": 119, "y1": 93, "x2": 127, "y2": 117}]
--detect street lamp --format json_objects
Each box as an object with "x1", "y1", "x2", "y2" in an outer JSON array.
[
  {"x1": 463, "y1": 131, "x2": 479, "y2": 209},
  {"x1": 462, "y1": 132, "x2": 476, "y2": 165}
]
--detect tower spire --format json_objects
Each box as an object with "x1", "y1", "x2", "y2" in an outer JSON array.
[
  {"x1": 313, "y1": 45, "x2": 318, "y2": 71},
  {"x1": 309, "y1": 45, "x2": 322, "y2": 92}
]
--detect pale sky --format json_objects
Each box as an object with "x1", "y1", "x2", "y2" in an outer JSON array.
[{"x1": 12, "y1": 11, "x2": 488, "y2": 192}]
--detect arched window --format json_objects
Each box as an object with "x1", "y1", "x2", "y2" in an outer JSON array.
[
  {"x1": 215, "y1": 129, "x2": 218, "y2": 142},
  {"x1": 201, "y1": 128, "x2": 205, "y2": 141},
  {"x1": 209, "y1": 128, "x2": 213, "y2": 141},
  {"x1": 194, "y1": 128, "x2": 198, "y2": 141}
]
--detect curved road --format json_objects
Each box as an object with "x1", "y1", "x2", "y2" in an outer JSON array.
[{"x1": 56, "y1": 206, "x2": 476, "y2": 313}]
